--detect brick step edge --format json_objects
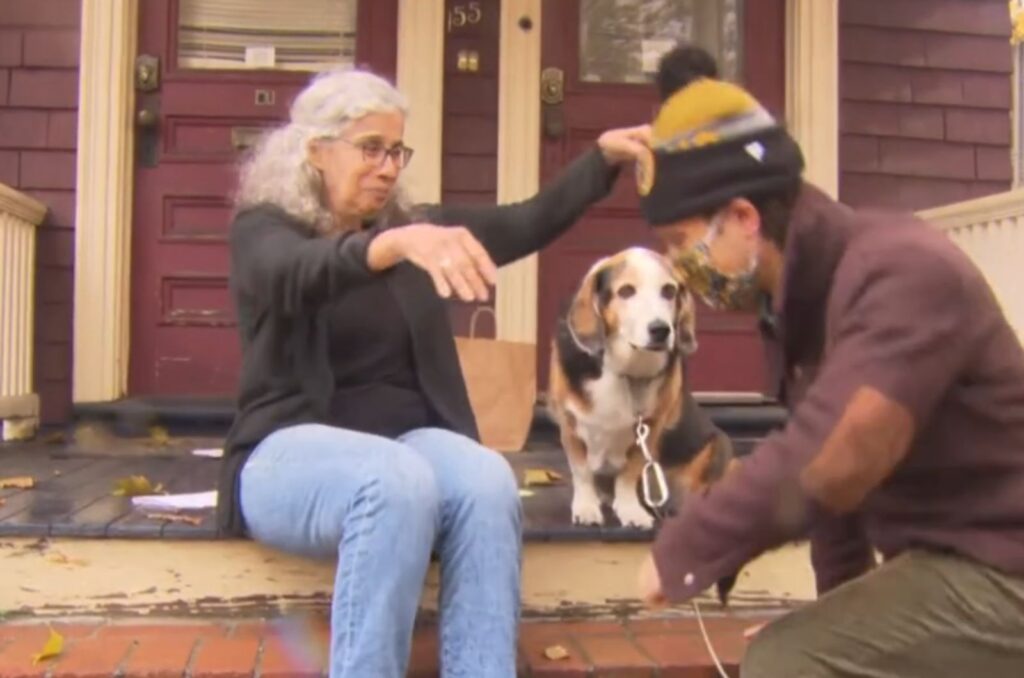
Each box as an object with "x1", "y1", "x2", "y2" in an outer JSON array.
[{"x1": 0, "y1": 614, "x2": 774, "y2": 677}]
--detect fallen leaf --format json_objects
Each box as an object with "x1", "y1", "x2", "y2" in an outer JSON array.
[
  {"x1": 518, "y1": 489, "x2": 535, "y2": 498},
  {"x1": 146, "y1": 512, "x2": 202, "y2": 526},
  {"x1": 112, "y1": 475, "x2": 164, "y2": 497},
  {"x1": 0, "y1": 476, "x2": 34, "y2": 490},
  {"x1": 40, "y1": 431, "x2": 66, "y2": 445},
  {"x1": 147, "y1": 425, "x2": 171, "y2": 447},
  {"x1": 31, "y1": 627, "x2": 63, "y2": 665},
  {"x1": 0, "y1": 498, "x2": 5, "y2": 507},
  {"x1": 523, "y1": 468, "x2": 563, "y2": 487},
  {"x1": 48, "y1": 551, "x2": 89, "y2": 567},
  {"x1": 543, "y1": 644, "x2": 570, "y2": 661},
  {"x1": 53, "y1": 470, "x2": 62, "y2": 476},
  {"x1": 73, "y1": 422, "x2": 115, "y2": 451}
]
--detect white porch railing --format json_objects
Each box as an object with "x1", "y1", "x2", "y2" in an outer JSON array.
[
  {"x1": 0, "y1": 183, "x2": 46, "y2": 441},
  {"x1": 919, "y1": 189, "x2": 1024, "y2": 342}
]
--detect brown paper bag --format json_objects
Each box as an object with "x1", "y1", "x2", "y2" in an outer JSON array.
[{"x1": 454, "y1": 306, "x2": 536, "y2": 452}]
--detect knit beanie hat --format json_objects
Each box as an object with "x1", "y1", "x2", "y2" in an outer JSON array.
[{"x1": 638, "y1": 78, "x2": 805, "y2": 226}]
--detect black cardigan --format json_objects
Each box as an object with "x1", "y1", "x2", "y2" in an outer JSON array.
[{"x1": 217, "y1": 147, "x2": 623, "y2": 536}]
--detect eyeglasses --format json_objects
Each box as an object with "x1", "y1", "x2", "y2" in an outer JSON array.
[{"x1": 338, "y1": 137, "x2": 415, "y2": 168}]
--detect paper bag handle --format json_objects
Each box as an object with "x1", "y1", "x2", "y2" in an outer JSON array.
[{"x1": 468, "y1": 305, "x2": 497, "y2": 338}]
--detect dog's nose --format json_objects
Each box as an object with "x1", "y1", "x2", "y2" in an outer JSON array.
[{"x1": 648, "y1": 320, "x2": 671, "y2": 345}]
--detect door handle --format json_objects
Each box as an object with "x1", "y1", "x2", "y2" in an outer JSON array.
[
  {"x1": 137, "y1": 106, "x2": 158, "y2": 129},
  {"x1": 540, "y1": 67, "x2": 564, "y2": 139}
]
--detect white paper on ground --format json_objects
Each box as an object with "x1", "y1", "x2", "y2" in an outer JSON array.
[
  {"x1": 192, "y1": 447, "x2": 224, "y2": 458},
  {"x1": 132, "y1": 490, "x2": 217, "y2": 511}
]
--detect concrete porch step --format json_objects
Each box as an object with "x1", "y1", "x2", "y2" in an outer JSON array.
[
  {"x1": 0, "y1": 614, "x2": 778, "y2": 677},
  {"x1": 2, "y1": 537, "x2": 813, "y2": 621}
]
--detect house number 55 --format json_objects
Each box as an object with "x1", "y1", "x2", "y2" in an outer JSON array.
[{"x1": 448, "y1": 2, "x2": 482, "y2": 31}]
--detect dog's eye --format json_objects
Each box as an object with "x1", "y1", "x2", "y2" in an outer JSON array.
[
  {"x1": 661, "y1": 284, "x2": 678, "y2": 300},
  {"x1": 617, "y1": 284, "x2": 636, "y2": 299}
]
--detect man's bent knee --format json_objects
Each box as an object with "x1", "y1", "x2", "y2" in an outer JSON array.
[{"x1": 741, "y1": 616, "x2": 817, "y2": 678}]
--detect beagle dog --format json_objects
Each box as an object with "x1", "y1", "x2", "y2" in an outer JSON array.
[{"x1": 547, "y1": 247, "x2": 734, "y2": 529}]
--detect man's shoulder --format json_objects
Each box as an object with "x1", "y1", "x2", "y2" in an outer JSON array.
[{"x1": 839, "y1": 216, "x2": 980, "y2": 301}]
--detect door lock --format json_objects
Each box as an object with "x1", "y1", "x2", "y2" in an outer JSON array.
[
  {"x1": 135, "y1": 54, "x2": 160, "y2": 92},
  {"x1": 540, "y1": 67, "x2": 564, "y2": 105}
]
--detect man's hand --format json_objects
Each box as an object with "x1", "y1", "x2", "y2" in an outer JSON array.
[
  {"x1": 597, "y1": 124, "x2": 652, "y2": 165},
  {"x1": 638, "y1": 553, "x2": 668, "y2": 608}
]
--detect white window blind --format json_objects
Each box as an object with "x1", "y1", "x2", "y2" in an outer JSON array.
[{"x1": 177, "y1": 0, "x2": 358, "y2": 71}]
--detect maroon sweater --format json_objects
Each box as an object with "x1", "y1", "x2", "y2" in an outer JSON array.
[{"x1": 653, "y1": 184, "x2": 1024, "y2": 601}]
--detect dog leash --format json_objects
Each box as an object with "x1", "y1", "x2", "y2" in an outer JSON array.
[
  {"x1": 635, "y1": 418, "x2": 670, "y2": 517},
  {"x1": 635, "y1": 419, "x2": 728, "y2": 677},
  {"x1": 693, "y1": 599, "x2": 730, "y2": 678}
]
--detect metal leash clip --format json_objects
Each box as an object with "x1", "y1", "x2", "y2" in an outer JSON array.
[{"x1": 635, "y1": 419, "x2": 669, "y2": 515}]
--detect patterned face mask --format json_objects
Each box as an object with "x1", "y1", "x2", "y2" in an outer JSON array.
[{"x1": 673, "y1": 215, "x2": 761, "y2": 312}]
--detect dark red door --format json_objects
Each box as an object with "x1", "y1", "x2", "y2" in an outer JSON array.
[
  {"x1": 537, "y1": 0, "x2": 785, "y2": 394},
  {"x1": 129, "y1": 0, "x2": 397, "y2": 396}
]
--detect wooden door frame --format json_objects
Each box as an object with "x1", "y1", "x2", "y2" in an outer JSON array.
[
  {"x1": 71, "y1": 0, "x2": 838, "y2": 403},
  {"x1": 72, "y1": 0, "x2": 438, "y2": 404}
]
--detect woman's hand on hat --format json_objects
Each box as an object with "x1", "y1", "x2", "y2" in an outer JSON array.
[
  {"x1": 367, "y1": 224, "x2": 498, "y2": 302},
  {"x1": 597, "y1": 124, "x2": 652, "y2": 165}
]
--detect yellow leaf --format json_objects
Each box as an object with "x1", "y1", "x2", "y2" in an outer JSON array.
[
  {"x1": 543, "y1": 644, "x2": 570, "y2": 661},
  {"x1": 523, "y1": 468, "x2": 563, "y2": 487},
  {"x1": 146, "y1": 512, "x2": 202, "y2": 526},
  {"x1": 0, "y1": 476, "x2": 34, "y2": 489},
  {"x1": 518, "y1": 489, "x2": 535, "y2": 498},
  {"x1": 73, "y1": 422, "x2": 115, "y2": 450},
  {"x1": 147, "y1": 425, "x2": 171, "y2": 447},
  {"x1": 48, "y1": 551, "x2": 89, "y2": 567},
  {"x1": 112, "y1": 475, "x2": 159, "y2": 497},
  {"x1": 41, "y1": 431, "x2": 66, "y2": 444},
  {"x1": 31, "y1": 627, "x2": 63, "y2": 665}
]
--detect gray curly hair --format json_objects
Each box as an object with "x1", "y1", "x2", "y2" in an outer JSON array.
[{"x1": 235, "y1": 67, "x2": 410, "y2": 232}]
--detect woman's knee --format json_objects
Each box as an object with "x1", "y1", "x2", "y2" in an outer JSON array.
[
  {"x1": 452, "y1": 442, "x2": 520, "y2": 514},
  {"x1": 365, "y1": 445, "x2": 441, "y2": 515},
  {"x1": 403, "y1": 428, "x2": 520, "y2": 514}
]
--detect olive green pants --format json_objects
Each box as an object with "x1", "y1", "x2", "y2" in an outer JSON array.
[{"x1": 741, "y1": 549, "x2": 1024, "y2": 677}]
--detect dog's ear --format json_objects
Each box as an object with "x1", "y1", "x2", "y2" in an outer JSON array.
[
  {"x1": 567, "y1": 261, "x2": 610, "y2": 355},
  {"x1": 673, "y1": 269, "x2": 699, "y2": 355}
]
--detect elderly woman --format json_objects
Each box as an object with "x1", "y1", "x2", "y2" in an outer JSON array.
[{"x1": 216, "y1": 67, "x2": 647, "y2": 677}]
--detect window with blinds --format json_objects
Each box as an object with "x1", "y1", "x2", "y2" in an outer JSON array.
[{"x1": 176, "y1": 0, "x2": 358, "y2": 71}]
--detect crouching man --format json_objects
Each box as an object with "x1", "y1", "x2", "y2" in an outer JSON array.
[{"x1": 636, "y1": 51, "x2": 1024, "y2": 677}]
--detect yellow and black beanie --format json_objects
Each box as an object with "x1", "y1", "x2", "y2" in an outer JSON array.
[{"x1": 637, "y1": 78, "x2": 805, "y2": 226}]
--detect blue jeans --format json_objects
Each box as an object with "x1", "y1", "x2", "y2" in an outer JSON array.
[{"x1": 239, "y1": 424, "x2": 522, "y2": 677}]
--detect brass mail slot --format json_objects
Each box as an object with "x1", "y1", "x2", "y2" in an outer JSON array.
[{"x1": 231, "y1": 126, "x2": 265, "y2": 150}]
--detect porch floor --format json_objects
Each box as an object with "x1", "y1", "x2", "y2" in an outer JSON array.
[
  {"x1": 0, "y1": 435, "x2": 655, "y2": 542},
  {"x1": 0, "y1": 614, "x2": 773, "y2": 677}
]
